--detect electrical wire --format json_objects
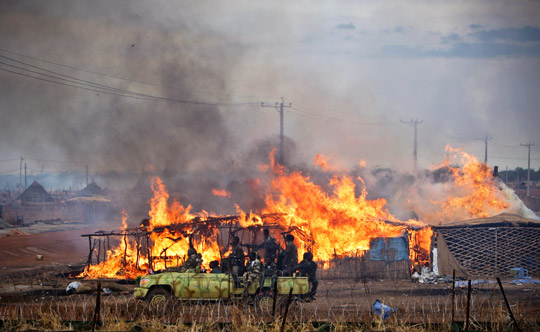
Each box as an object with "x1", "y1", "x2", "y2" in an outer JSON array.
[
  {"x1": 289, "y1": 104, "x2": 389, "y2": 127},
  {"x1": 0, "y1": 168, "x2": 20, "y2": 175},
  {"x1": 0, "y1": 54, "x2": 261, "y2": 107},
  {"x1": 0, "y1": 47, "x2": 278, "y2": 100},
  {"x1": 0, "y1": 65, "x2": 259, "y2": 107}
]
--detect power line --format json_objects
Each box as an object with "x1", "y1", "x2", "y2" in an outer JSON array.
[
  {"x1": 0, "y1": 168, "x2": 20, "y2": 175},
  {"x1": 420, "y1": 126, "x2": 471, "y2": 142},
  {"x1": 0, "y1": 158, "x2": 21, "y2": 163},
  {"x1": 0, "y1": 64, "x2": 259, "y2": 107},
  {"x1": 490, "y1": 156, "x2": 540, "y2": 161},
  {"x1": 291, "y1": 103, "x2": 389, "y2": 127},
  {"x1": 0, "y1": 47, "x2": 277, "y2": 100}
]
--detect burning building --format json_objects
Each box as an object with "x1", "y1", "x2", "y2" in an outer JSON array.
[{"x1": 77, "y1": 148, "x2": 536, "y2": 280}]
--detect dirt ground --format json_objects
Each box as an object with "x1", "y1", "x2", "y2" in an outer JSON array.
[
  {"x1": 0, "y1": 222, "x2": 114, "y2": 272},
  {"x1": 0, "y1": 225, "x2": 539, "y2": 327}
]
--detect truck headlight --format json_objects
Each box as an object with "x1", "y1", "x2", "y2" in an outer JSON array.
[{"x1": 140, "y1": 278, "x2": 151, "y2": 287}]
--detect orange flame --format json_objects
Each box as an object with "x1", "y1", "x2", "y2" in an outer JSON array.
[
  {"x1": 82, "y1": 147, "x2": 516, "y2": 279},
  {"x1": 427, "y1": 145, "x2": 510, "y2": 223},
  {"x1": 262, "y1": 150, "x2": 426, "y2": 262},
  {"x1": 212, "y1": 188, "x2": 231, "y2": 198}
]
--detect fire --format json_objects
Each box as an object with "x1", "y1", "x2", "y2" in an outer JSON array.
[
  {"x1": 77, "y1": 210, "x2": 142, "y2": 279},
  {"x1": 212, "y1": 188, "x2": 231, "y2": 198},
  {"x1": 145, "y1": 177, "x2": 222, "y2": 271},
  {"x1": 79, "y1": 179, "x2": 222, "y2": 279},
  {"x1": 80, "y1": 146, "x2": 517, "y2": 280},
  {"x1": 314, "y1": 153, "x2": 336, "y2": 171},
  {"x1": 262, "y1": 149, "x2": 426, "y2": 262},
  {"x1": 427, "y1": 145, "x2": 510, "y2": 223}
]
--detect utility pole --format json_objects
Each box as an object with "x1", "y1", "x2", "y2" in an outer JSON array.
[
  {"x1": 401, "y1": 117, "x2": 422, "y2": 171},
  {"x1": 261, "y1": 98, "x2": 292, "y2": 165},
  {"x1": 520, "y1": 142, "x2": 534, "y2": 197},
  {"x1": 476, "y1": 134, "x2": 492, "y2": 164},
  {"x1": 24, "y1": 162, "x2": 27, "y2": 190},
  {"x1": 19, "y1": 157, "x2": 23, "y2": 190},
  {"x1": 86, "y1": 164, "x2": 89, "y2": 186}
]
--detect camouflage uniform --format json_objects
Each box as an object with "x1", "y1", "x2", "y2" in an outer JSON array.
[
  {"x1": 166, "y1": 250, "x2": 202, "y2": 273},
  {"x1": 243, "y1": 254, "x2": 262, "y2": 294},
  {"x1": 179, "y1": 253, "x2": 202, "y2": 273},
  {"x1": 256, "y1": 234, "x2": 280, "y2": 265},
  {"x1": 225, "y1": 237, "x2": 245, "y2": 288}
]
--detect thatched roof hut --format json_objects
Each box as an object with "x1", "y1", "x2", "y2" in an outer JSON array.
[
  {"x1": 80, "y1": 181, "x2": 105, "y2": 196},
  {"x1": 16, "y1": 181, "x2": 54, "y2": 203}
]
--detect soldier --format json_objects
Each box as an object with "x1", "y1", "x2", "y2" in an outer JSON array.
[
  {"x1": 255, "y1": 228, "x2": 281, "y2": 266},
  {"x1": 282, "y1": 234, "x2": 298, "y2": 275},
  {"x1": 226, "y1": 236, "x2": 245, "y2": 287},
  {"x1": 166, "y1": 247, "x2": 202, "y2": 273},
  {"x1": 295, "y1": 252, "x2": 318, "y2": 301},
  {"x1": 243, "y1": 251, "x2": 262, "y2": 295},
  {"x1": 209, "y1": 260, "x2": 222, "y2": 273}
]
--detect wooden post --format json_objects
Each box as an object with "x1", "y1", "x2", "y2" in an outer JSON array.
[
  {"x1": 280, "y1": 288, "x2": 294, "y2": 332},
  {"x1": 147, "y1": 234, "x2": 153, "y2": 271},
  {"x1": 451, "y1": 270, "x2": 455, "y2": 324},
  {"x1": 86, "y1": 236, "x2": 93, "y2": 268},
  {"x1": 465, "y1": 280, "x2": 471, "y2": 331},
  {"x1": 95, "y1": 239, "x2": 101, "y2": 264},
  {"x1": 497, "y1": 277, "x2": 522, "y2": 332},
  {"x1": 123, "y1": 231, "x2": 128, "y2": 267},
  {"x1": 135, "y1": 235, "x2": 140, "y2": 270},
  {"x1": 91, "y1": 281, "x2": 101, "y2": 332}
]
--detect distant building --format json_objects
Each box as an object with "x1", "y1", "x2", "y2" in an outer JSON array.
[{"x1": 2, "y1": 180, "x2": 116, "y2": 225}]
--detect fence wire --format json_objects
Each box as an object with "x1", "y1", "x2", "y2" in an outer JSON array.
[{"x1": 1, "y1": 274, "x2": 539, "y2": 328}]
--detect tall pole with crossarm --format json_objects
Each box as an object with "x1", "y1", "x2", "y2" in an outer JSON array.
[
  {"x1": 520, "y1": 142, "x2": 534, "y2": 197},
  {"x1": 261, "y1": 98, "x2": 292, "y2": 166},
  {"x1": 401, "y1": 118, "x2": 422, "y2": 171}
]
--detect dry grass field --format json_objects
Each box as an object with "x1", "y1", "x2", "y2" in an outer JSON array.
[{"x1": 0, "y1": 228, "x2": 539, "y2": 331}]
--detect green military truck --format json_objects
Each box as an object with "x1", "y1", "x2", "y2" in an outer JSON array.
[{"x1": 134, "y1": 271, "x2": 309, "y2": 309}]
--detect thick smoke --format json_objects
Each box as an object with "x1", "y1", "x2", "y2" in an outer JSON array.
[
  {"x1": 1, "y1": 1, "x2": 538, "y2": 225},
  {"x1": 0, "y1": 1, "x2": 244, "y2": 177}
]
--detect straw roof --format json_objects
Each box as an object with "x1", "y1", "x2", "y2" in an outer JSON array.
[
  {"x1": 16, "y1": 181, "x2": 55, "y2": 203},
  {"x1": 433, "y1": 213, "x2": 540, "y2": 229},
  {"x1": 80, "y1": 181, "x2": 104, "y2": 196}
]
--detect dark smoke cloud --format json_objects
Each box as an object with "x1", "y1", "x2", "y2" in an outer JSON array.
[{"x1": 0, "y1": 1, "x2": 243, "y2": 177}]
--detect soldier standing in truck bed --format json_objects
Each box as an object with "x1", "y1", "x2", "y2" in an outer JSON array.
[
  {"x1": 255, "y1": 228, "x2": 281, "y2": 266},
  {"x1": 295, "y1": 252, "x2": 318, "y2": 301},
  {"x1": 227, "y1": 236, "x2": 245, "y2": 287},
  {"x1": 282, "y1": 234, "x2": 298, "y2": 275}
]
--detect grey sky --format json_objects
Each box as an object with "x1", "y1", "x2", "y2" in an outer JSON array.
[{"x1": 1, "y1": 0, "x2": 539, "y2": 181}]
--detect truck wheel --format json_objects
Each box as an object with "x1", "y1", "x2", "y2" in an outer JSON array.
[{"x1": 146, "y1": 287, "x2": 171, "y2": 310}]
